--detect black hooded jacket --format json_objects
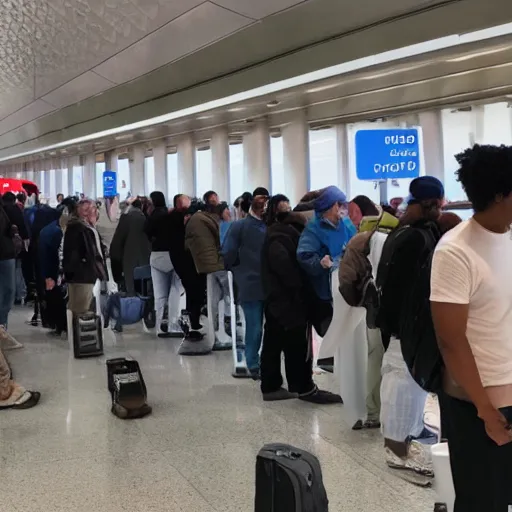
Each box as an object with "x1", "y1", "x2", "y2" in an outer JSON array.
[{"x1": 261, "y1": 212, "x2": 308, "y2": 330}]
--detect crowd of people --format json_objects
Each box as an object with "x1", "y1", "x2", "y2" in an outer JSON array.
[{"x1": 1, "y1": 143, "x2": 511, "y2": 510}]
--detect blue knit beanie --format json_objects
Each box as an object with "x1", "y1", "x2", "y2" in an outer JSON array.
[{"x1": 314, "y1": 186, "x2": 347, "y2": 213}]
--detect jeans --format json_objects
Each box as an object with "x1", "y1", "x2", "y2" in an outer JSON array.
[
  {"x1": 440, "y1": 394, "x2": 512, "y2": 512},
  {"x1": 210, "y1": 271, "x2": 231, "y2": 329},
  {"x1": 260, "y1": 312, "x2": 314, "y2": 395},
  {"x1": 15, "y1": 259, "x2": 26, "y2": 302},
  {"x1": 0, "y1": 259, "x2": 15, "y2": 327},
  {"x1": 150, "y1": 252, "x2": 182, "y2": 333},
  {"x1": 241, "y1": 300, "x2": 264, "y2": 371}
]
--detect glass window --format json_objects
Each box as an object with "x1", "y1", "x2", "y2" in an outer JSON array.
[
  {"x1": 309, "y1": 127, "x2": 338, "y2": 191},
  {"x1": 95, "y1": 161, "x2": 105, "y2": 198},
  {"x1": 144, "y1": 156, "x2": 156, "y2": 196},
  {"x1": 481, "y1": 102, "x2": 512, "y2": 146},
  {"x1": 167, "y1": 152, "x2": 178, "y2": 205},
  {"x1": 229, "y1": 143, "x2": 244, "y2": 203},
  {"x1": 270, "y1": 136, "x2": 285, "y2": 195},
  {"x1": 72, "y1": 165, "x2": 83, "y2": 196},
  {"x1": 117, "y1": 158, "x2": 130, "y2": 200},
  {"x1": 195, "y1": 147, "x2": 212, "y2": 199},
  {"x1": 441, "y1": 109, "x2": 470, "y2": 202}
]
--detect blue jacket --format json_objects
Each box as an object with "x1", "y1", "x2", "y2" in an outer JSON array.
[
  {"x1": 220, "y1": 220, "x2": 231, "y2": 246},
  {"x1": 297, "y1": 215, "x2": 356, "y2": 301},
  {"x1": 222, "y1": 215, "x2": 267, "y2": 302},
  {"x1": 38, "y1": 220, "x2": 63, "y2": 281}
]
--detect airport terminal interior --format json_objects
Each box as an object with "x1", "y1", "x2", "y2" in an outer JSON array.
[{"x1": 2, "y1": 0, "x2": 512, "y2": 510}]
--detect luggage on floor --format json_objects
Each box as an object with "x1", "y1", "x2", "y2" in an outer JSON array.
[
  {"x1": 102, "y1": 293, "x2": 145, "y2": 331},
  {"x1": 255, "y1": 443, "x2": 329, "y2": 512},
  {"x1": 106, "y1": 358, "x2": 152, "y2": 419},
  {"x1": 72, "y1": 312, "x2": 104, "y2": 358}
]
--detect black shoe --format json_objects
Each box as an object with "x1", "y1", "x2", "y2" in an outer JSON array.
[
  {"x1": 250, "y1": 369, "x2": 260, "y2": 381},
  {"x1": 299, "y1": 387, "x2": 343, "y2": 405},
  {"x1": 263, "y1": 388, "x2": 298, "y2": 401}
]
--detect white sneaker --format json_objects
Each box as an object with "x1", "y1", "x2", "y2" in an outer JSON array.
[
  {"x1": 385, "y1": 440, "x2": 434, "y2": 477},
  {"x1": 0, "y1": 325, "x2": 23, "y2": 350}
]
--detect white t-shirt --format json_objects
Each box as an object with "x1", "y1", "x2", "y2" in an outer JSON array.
[{"x1": 431, "y1": 219, "x2": 512, "y2": 389}]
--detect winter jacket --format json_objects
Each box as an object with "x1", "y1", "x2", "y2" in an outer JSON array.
[
  {"x1": 144, "y1": 207, "x2": 172, "y2": 252},
  {"x1": 185, "y1": 211, "x2": 223, "y2": 274},
  {"x1": 3, "y1": 204, "x2": 28, "y2": 241},
  {"x1": 168, "y1": 209, "x2": 197, "y2": 283},
  {"x1": 222, "y1": 214, "x2": 267, "y2": 302},
  {"x1": 297, "y1": 214, "x2": 355, "y2": 302},
  {"x1": 0, "y1": 206, "x2": 15, "y2": 261},
  {"x1": 339, "y1": 212, "x2": 399, "y2": 307},
  {"x1": 261, "y1": 213, "x2": 308, "y2": 329},
  {"x1": 110, "y1": 208, "x2": 151, "y2": 295},
  {"x1": 38, "y1": 220, "x2": 63, "y2": 282},
  {"x1": 63, "y1": 218, "x2": 107, "y2": 284}
]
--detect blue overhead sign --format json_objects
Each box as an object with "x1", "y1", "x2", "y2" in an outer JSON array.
[
  {"x1": 355, "y1": 128, "x2": 421, "y2": 181},
  {"x1": 103, "y1": 170, "x2": 117, "y2": 197}
]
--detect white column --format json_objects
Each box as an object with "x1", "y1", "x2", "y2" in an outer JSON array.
[
  {"x1": 418, "y1": 110, "x2": 445, "y2": 183},
  {"x1": 67, "y1": 156, "x2": 80, "y2": 196},
  {"x1": 282, "y1": 112, "x2": 310, "y2": 205},
  {"x1": 177, "y1": 133, "x2": 195, "y2": 196},
  {"x1": 211, "y1": 126, "x2": 230, "y2": 202},
  {"x1": 43, "y1": 160, "x2": 51, "y2": 201},
  {"x1": 336, "y1": 124, "x2": 351, "y2": 196},
  {"x1": 105, "y1": 150, "x2": 118, "y2": 174},
  {"x1": 153, "y1": 141, "x2": 167, "y2": 195},
  {"x1": 83, "y1": 153, "x2": 96, "y2": 199},
  {"x1": 243, "y1": 118, "x2": 271, "y2": 193},
  {"x1": 130, "y1": 145, "x2": 145, "y2": 196}
]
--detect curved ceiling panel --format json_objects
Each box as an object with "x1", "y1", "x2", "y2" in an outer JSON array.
[{"x1": 0, "y1": 0, "x2": 510, "y2": 161}]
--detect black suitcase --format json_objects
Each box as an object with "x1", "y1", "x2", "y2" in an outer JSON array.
[
  {"x1": 72, "y1": 312, "x2": 103, "y2": 358},
  {"x1": 255, "y1": 443, "x2": 329, "y2": 512}
]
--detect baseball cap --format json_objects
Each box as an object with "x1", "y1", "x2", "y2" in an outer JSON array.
[{"x1": 405, "y1": 176, "x2": 444, "y2": 205}]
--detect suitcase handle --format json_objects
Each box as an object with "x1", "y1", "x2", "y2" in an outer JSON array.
[{"x1": 275, "y1": 450, "x2": 301, "y2": 461}]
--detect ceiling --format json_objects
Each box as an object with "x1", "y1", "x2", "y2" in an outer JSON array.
[
  {"x1": 1, "y1": 0, "x2": 512, "y2": 162},
  {"x1": 5, "y1": 29, "x2": 512, "y2": 168}
]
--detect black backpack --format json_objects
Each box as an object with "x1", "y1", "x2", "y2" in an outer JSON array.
[{"x1": 375, "y1": 223, "x2": 443, "y2": 392}]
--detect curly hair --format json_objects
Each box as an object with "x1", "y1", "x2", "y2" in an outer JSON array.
[{"x1": 456, "y1": 144, "x2": 512, "y2": 212}]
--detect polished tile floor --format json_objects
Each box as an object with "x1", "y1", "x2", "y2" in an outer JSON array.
[{"x1": 1, "y1": 307, "x2": 435, "y2": 512}]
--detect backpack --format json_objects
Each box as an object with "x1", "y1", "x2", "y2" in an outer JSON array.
[
  {"x1": 10, "y1": 225, "x2": 23, "y2": 256},
  {"x1": 376, "y1": 222, "x2": 443, "y2": 392},
  {"x1": 106, "y1": 358, "x2": 152, "y2": 419}
]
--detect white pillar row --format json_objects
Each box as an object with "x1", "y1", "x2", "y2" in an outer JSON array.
[
  {"x1": 56, "y1": 157, "x2": 68, "y2": 197},
  {"x1": 67, "y1": 155, "x2": 80, "y2": 196},
  {"x1": 211, "y1": 126, "x2": 230, "y2": 202},
  {"x1": 282, "y1": 112, "x2": 310, "y2": 205},
  {"x1": 418, "y1": 110, "x2": 445, "y2": 183},
  {"x1": 43, "y1": 160, "x2": 51, "y2": 201},
  {"x1": 152, "y1": 141, "x2": 167, "y2": 195},
  {"x1": 243, "y1": 118, "x2": 271, "y2": 194},
  {"x1": 336, "y1": 124, "x2": 351, "y2": 197},
  {"x1": 130, "y1": 145, "x2": 145, "y2": 196},
  {"x1": 177, "y1": 133, "x2": 196, "y2": 196},
  {"x1": 83, "y1": 153, "x2": 96, "y2": 199},
  {"x1": 25, "y1": 160, "x2": 35, "y2": 182}
]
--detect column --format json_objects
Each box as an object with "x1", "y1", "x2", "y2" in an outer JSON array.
[
  {"x1": 211, "y1": 126, "x2": 230, "y2": 202},
  {"x1": 104, "y1": 150, "x2": 118, "y2": 174},
  {"x1": 282, "y1": 112, "x2": 309, "y2": 205},
  {"x1": 43, "y1": 160, "x2": 51, "y2": 201},
  {"x1": 243, "y1": 119, "x2": 271, "y2": 194},
  {"x1": 56, "y1": 157, "x2": 68, "y2": 196},
  {"x1": 152, "y1": 141, "x2": 167, "y2": 195},
  {"x1": 418, "y1": 110, "x2": 445, "y2": 183},
  {"x1": 67, "y1": 156, "x2": 80, "y2": 196},
  {"x1": 130, "y1": 145, "x2": 145, "y2": 196},
  {"x1": 336, "y1": 124, "x2": 351, "y2": 197},
  {"x1": 83, "y1": 153, "x2": 96, "y2": 199},
  {"x1": 177, "y1": 133, "x2": 195, "y2": 196}
]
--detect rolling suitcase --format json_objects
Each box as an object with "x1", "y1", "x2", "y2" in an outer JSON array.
[
  {"x1": 255, "y1": 443, "x2": 329, "y2": 512},
  {"x1": 72, "y1": 312, "x2": 104, "y2": 358}
]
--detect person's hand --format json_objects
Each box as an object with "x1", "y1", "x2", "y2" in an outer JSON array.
[
  {"x1": 479, "y1": 406, "x2": 512, "y2": 446},
  {"x1": 45, "y1": 278, "x2": 55, "y2": 291},
  {"x1": 320, "y1": 255, "x2": 333, "y2": 269}
]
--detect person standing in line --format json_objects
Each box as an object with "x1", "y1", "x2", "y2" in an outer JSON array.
[
  {"x1": 144, "y1": 191, "x2": 180, "y2": 337},
  {"x1": 111, "y1": 198, "x2": 150, "y2": 296},
  {"x1": 223, "y1": 187, "x2": 269, "y2": 379},
  {"x1": 431, "y1": 144, "x2": 512, "y2": 512},
  {"x1": 297, "y1": 186, "x2": 355, "y2": 336},
  {"x1": 56, "y1": 193, "x2": 64, "y2": 206},
  {"x1": 203, "y1": 190, "x2": 219, "y2": 207}
]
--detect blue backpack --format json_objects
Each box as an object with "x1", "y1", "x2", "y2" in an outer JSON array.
[{"x1": 103, "y1": 293, "x2": 145, "y2": 331}]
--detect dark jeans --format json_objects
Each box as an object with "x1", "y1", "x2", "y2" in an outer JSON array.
[
  {"x1": 260, "y1": 312, "x2": 314, "y2": 395},
  {"x1": 0, "y1": 259, "x2": 15, "y2": 326},
  {"x1": 45, "y1": 286, "x2": 67, "y2": 333},
  {"x1": 440, "y1": 393, "x2": 512, "y2": 512},
  {"x1": 182, "y1": 272, "x2": 206, "y2": 329}
]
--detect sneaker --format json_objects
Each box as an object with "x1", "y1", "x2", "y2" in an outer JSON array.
[
  {"x1": 385, "y1": 440, "x2": 434, "y2": 477},
  {"x1": 263, "y1": 388, "x2": 298, "y2": 401},
  {"x1": 299, "y1": 387, "x2": 343, "y2": 405},
  {"x1": 0, "y1": 326, "x2": 23, "y2": 350},
  {"x1": 250, "y1": 369, "x2": 261, "y2": 381}
]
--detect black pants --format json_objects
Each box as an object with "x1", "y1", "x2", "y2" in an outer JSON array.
[
  {"x1": 440, "y1": 393, "x2": 512, "y2": 511},
  {"x1": 45, "y1": 286, "x2": 67, "y2": 333},
  {"x1": 260, "y1": 312, "x2": 314, "y2": 395},
  {"x1": 182, "y1": 272, "x2": 206, "y2": 329}
]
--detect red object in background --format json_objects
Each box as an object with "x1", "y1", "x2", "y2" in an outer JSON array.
[{"x1": 0, "y1": 178, "x2": 39, "y2": 197}]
